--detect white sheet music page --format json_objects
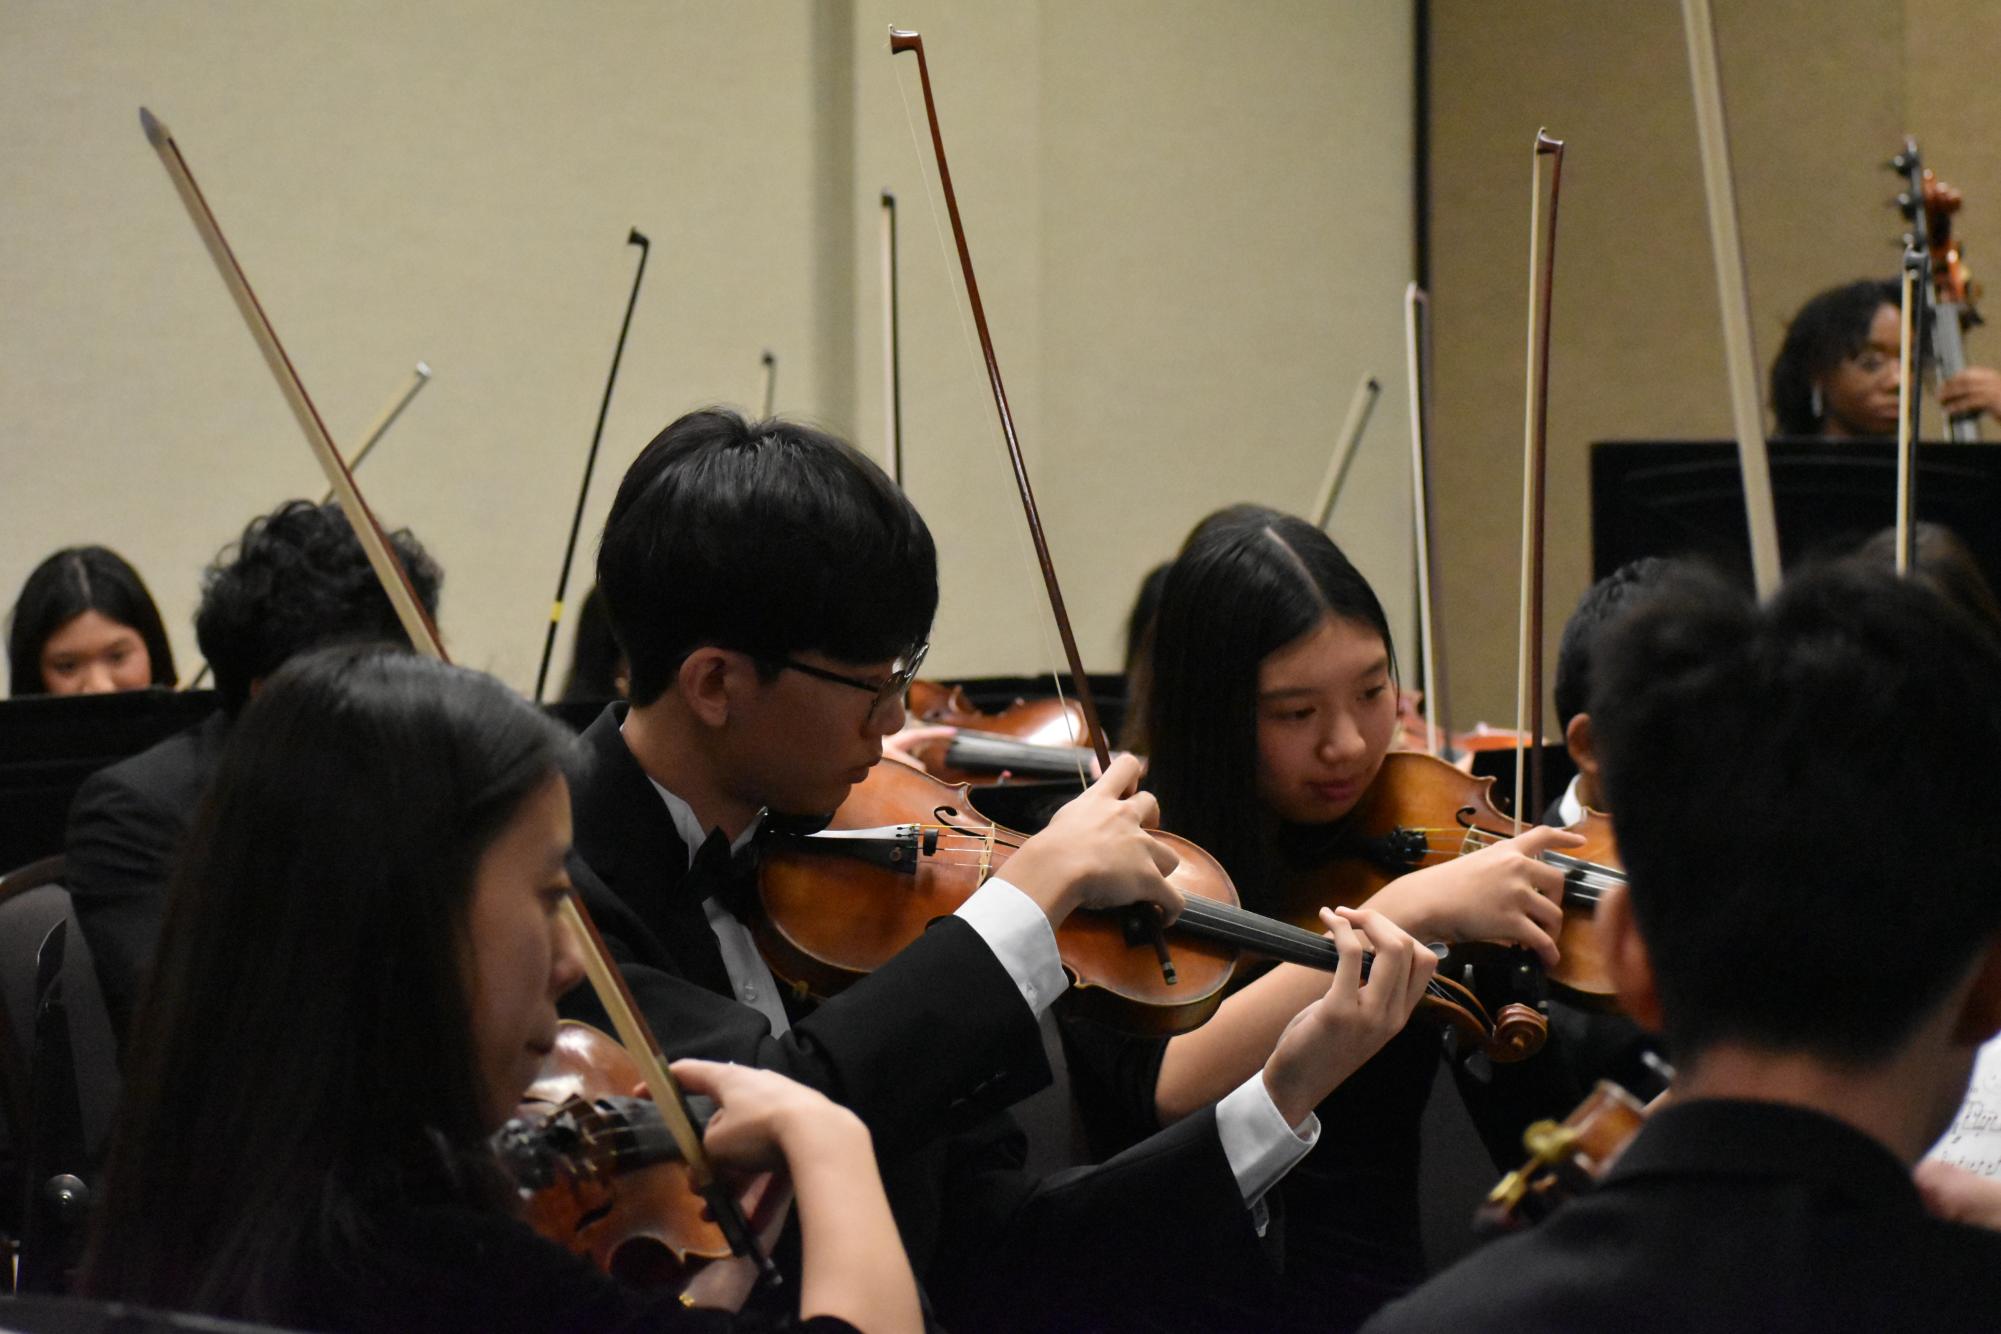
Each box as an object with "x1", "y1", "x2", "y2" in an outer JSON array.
[{"x1": 1928, "y1": 1035, "x2": 2001, "y2": 1176}]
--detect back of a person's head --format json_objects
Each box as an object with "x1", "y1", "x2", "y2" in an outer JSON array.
[
  {"x1": 597, "y1": 409, "x2": 937, "y2": 706},
  {"x1": 194, "y1": 500, "x2": 442, "y2": 714},
  {"x1": 1592, "y1": 559, "x2": 2001, "y2": 1067},
  {"x1": 86, "y1": 645, "x2": 568, "y2": 1321},
  {"x1": 1770, "y1": 277, "x2": 1901, "y2": 435},
  {"x1": 1854, "y1": 521, "x2": 2001, "y2": 638},
  {"x1": 1553, "y1": 557, "x2": 1676, "y2": 731},
  {"x1": 7, "y1": 545, "x2": 178, "y2": 695}
]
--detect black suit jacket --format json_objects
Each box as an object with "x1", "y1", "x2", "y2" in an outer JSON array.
[
  {"x1": 1363, "y1": 1098, "x2": 2001, "y2": 1333},
  {"x1": 64, "y1": 709, "x2": 230, "y2": 1048},
  {"x1": 561, "y1": 705, "x2": 1278, "y2": 1331}
]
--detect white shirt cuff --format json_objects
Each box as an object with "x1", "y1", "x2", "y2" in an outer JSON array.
[
  {"x1": 1217, "y1": 1072, "x2": 1320, "y2": 1208},
  {"x1": 953, "y1": 877, "x2": 1068, "y2": 1016}
]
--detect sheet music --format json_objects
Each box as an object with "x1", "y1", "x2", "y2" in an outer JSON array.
[{"x1": 1928, "y1": 1035, "x2": 2001, "y2": 1176}]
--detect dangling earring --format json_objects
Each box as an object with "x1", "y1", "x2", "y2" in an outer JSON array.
[{"x1": 1809, "y1": 382, "x2": 1825, "y2": 421}]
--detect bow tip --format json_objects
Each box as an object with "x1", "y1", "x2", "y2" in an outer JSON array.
[
  {"x1": 139, "y1": 107, "x2": 169, "y2": 146},
  {"x1": 888, "y1": 26, "x2": 920, "y2": 52}
]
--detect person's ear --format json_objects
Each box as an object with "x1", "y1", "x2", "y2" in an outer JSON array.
[
  {"x1": 677, "y1": 648, "x2": 738, "y2": 728},
  {"x1": 1565, "y1": 711, "x2": 1597, "y2": 781},
  {"x1": 1598, "y1": 884, "x2": 1665, "y2": 1035},
  {"x1": 1950, "y1": 937, "x2": 2001, "y2": 1047}
]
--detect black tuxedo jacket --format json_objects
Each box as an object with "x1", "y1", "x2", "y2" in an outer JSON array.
[
  {"x1": 1363, "y1": 1098, "x2": 2001, "y2": 1333},
  {"x1": 560, "y1": 705, "x2": 1278, "y2": 1331},
  {"x1": 64, "y1": 709, "x2": 231, "y2": 1047}
]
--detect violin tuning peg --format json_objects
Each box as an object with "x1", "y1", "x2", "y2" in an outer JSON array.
[{"x1": 1896, "y1": 192, "x2": 1918, "y2": 218}]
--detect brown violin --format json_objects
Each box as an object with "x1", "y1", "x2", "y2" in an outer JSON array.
[
  {"x1": 903, "y1": 679, "x2": 1093, "y2": 785},
  {"x1": 754, "y1": 758, "x2": 1545, "y2": 1059},
  {"x1": 1479, "y1": 1078, "x2": 1664, "y2": 1232},
  {"x1": 500, "y1": 1021, "x2": 780, "y2": 1288},
  {"x1": 1283, "y1": 751, "x2": 1626, "y2": 1009}
]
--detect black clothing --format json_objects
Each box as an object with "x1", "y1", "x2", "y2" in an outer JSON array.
[
  {"x1": 560, "y1": 705, "x2": 1279, "y2": 1332},
  {"x1": 299, "y1": 1200, "x2": 855, "y2": 1334},
  {"x1": 1065, "y1": 995, "x2": 1446, "y2": 1333},
  {"x1": 1363, "y1": 1098, "x2": 2001, "y2": 1333},
  {"x1": 64, "y1": 710, "x2": 230, "y2": 1047}
]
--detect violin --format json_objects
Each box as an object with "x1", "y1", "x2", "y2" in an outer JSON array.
[
  {"x1": 499, "y1": 1021, "x2": 765, "y2": 1288},
  {"x1": 1478, "y1": 1078, "x2": 1661, "y2": 1232},
  {"x1": 754, "y1": 757, "x2": 1547, "y2": 1060},
  {"x1": 903, "y1": 679, "x2": 1094, "y2": 785},
  {"x1": 1281, "y1": 751, "x2": 1625, "y2": 1009}
]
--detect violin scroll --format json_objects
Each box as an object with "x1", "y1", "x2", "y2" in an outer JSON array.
[
  {"x1": 1478, "y1": 1079, "x2": 1651, "y2": 1234},
  {"x1": 1489, "y1": 1002, "x2": 1551, "y2": 1062}
]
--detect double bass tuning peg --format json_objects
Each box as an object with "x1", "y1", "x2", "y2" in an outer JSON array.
[{"x1": 1895, "y1": 191, "x2": 1918, "y2": 219}]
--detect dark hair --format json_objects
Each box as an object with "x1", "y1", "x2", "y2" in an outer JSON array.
[
  {"x1": 597, "y1": 409, "x2": 937, "y2": 706},
  {"x1": 1124, "y1": 562, "x2": 1172, "y2": 679},
  {"x1": 84, "y1": 645, "x2": 573, "y2": 1321},
  {"x1": 1770, "y1": 278, "x2": 1900, "y2": 435},
  {"x1": 1552, "y1": 557, "x2": 1675, "y2": 731},
  {"x1": 1140, "y1": 506, "x2": 1396, "y2": 909},
  {"x1": 560, "y1": 584, "x2": 628, "y2": 702},
  {"x1": 7, "y1": 546, "x2": 177, "y2": 695},
  {"x1": 1591, "y1": 559, "x2": 2001, "y2": 1066},
  {"x1": 196, "y1": 500, "x2": 442, "y2": 713},
  {"x1": 1118, "y1": 562, "x2": 1174, "y2": 747},
  {"x1": 1853, "y1": 521, "x2": 2001, "y2": 637}
]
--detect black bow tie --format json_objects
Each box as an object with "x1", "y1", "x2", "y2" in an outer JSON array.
[{"x1": 688, "y1": 827, "x2": 761, "y2": 925}]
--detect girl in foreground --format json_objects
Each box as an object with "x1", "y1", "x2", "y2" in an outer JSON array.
[{"x1": 83, "y1": 645, "x2": 919, "y2": 1334}]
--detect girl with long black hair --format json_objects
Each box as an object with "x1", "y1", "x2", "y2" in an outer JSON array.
[
  {"x1": 83, "y1": 644, "x2": 919, "y2": 1334},
  {"x1": 7, "y1": 545, "x2": 176, "y2": 696},
  {"x1": 1070, "y1": 505, "x2": 1581, "y2": 1330}
]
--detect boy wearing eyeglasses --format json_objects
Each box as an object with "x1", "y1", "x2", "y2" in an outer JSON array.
[{"x1": 561, "y1": 408, "x2": 1436, "y2": 1330}]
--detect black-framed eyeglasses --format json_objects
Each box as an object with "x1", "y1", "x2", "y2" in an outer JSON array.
[{"x1": 772, "y1": 641, "x2": 929, "y2": 715}]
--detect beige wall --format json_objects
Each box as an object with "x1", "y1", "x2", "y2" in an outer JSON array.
[
  {"x1": 1429, "y1": 0, "x2": 1996, "y2": 728},
  {"x1": 2, "y1": 2, "x2": 1414, "y2": 694}
]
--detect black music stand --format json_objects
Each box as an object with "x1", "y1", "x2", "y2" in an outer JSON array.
[
  {"x1": 0, "y1": 691, "x2": 223, "y2": 872},
  {"x1": 1590, "y1": 439, "x2": 2001, "y2": 591}
]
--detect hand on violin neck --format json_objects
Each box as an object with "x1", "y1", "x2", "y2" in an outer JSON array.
[
  {"x1": 669, "y1": 1058, "x2": 922, "y2": 1334},
  {"x1": 880, "y1": 723, "x2": 957, "y2": 774},
  {"x1": 668, "y1": 1058, "x2": 871, "y2": 1175},
  {"x1": 1002, "y1": 753, "x2": 1183, "y2": 927},
  {"x1": 1366, "y1": 824, "x2": 1580, "y2": 967},
  {"x1": 1262, "y1": 907, "x2": 1436, "y2": 1126}
]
